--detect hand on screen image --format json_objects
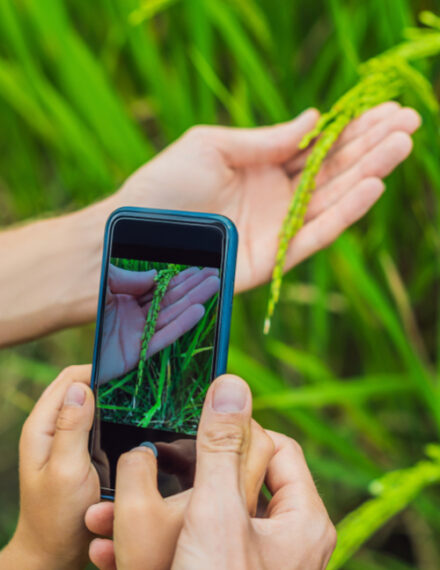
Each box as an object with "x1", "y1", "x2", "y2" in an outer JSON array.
[{"x1": 98, "y1": 265, "x2": 220, "y2": 384}]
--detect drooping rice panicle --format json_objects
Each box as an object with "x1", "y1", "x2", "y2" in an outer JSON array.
[
  {"x1": 264, "y1": 12, "x2": 440, "y2": 334},
  {"x1": 132, "y1": 264, "x2": 180, "y2": 407}
]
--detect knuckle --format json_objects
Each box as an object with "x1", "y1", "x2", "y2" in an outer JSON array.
[
  {"x1": 187, "y1": 500, "x2": 248, "y2": 534},
  {"x1": 286, "y1": 437, "x2": 305, "y2": 458},
  {"x1": 56, "y1": 365, "x2": 91, "y2": 385},
  {"x1": 200, "y1": 421, "x2": 246, "y2": 454},
  {"x1": 312, "y1": 223, "x2": 332, "y2": 252},
  {"x1": 57, "y1": 365, "x2": 82, "y2": 380},
  {"x1": 185, "y1": 125, "x2": 212, "y2": 144},
  {"x1": 56, "y1": 407, "x2": 83, "y2": 431},
  {"x1": 260, "y1": 430, "x2": 275, "y2": 458},
  {"x1": 359, "y1": 155, "x2": 371, "y2": 178},
  {"x1": 365, "y1": 128, "x2": 377, "y2": 149},
  {"x1": 117, "y1": 450, "x2": 150, "y2": 471},
  {"x1": 183, "y1": 125, "x2": 221, "y2": 167},
  {"x1": 262, "y1": 133, "x2": 280, "y2": 153}
]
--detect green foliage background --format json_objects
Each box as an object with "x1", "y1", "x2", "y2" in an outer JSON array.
[{"x1": 0, "y1": 0, "x2": 439, "y2": 568}]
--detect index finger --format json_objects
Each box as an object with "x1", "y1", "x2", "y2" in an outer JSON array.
[
  {"x1": 265, "y1": 430, "x2": 323, "y2": 518},
  {"x1": 113, "y1": 447, "x2": 176, "y2": 570}
]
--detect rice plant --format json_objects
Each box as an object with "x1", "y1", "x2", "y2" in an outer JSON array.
[
  {"x1": 1, "y1": 1, "x2": 440, "y2": 567},
  {"x1": 133, "y1": 263, "x2": 180, "y2": 407},
  {"x1": 264, "y1": 11, "x2": 440, "y2": 333}
]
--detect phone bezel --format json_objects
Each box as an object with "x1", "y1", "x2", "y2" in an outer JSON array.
[{"x1": 89, "y1": 207, "x2": 238, "y2": 499}]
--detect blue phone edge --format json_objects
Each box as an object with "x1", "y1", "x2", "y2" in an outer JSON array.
[{"x1": 90, "y1": 206, "x2": 238, "y2": 500}]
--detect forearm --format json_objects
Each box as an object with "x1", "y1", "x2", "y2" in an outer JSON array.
[{"x1": 0, "y1": 195, "x2": 118, "y2": 346}]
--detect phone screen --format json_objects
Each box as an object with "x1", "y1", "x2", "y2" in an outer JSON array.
[{"x1": 90, "y1": 216, "x2": 225, "y2": 497}]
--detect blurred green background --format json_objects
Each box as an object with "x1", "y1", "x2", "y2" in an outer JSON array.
[{"x1": 0, "y1": 0, "x2": 439, "y2": 568}]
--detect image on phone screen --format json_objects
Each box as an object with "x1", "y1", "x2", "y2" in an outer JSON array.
[
  {"x1": 98, "y1": 259, "x2": 220, "y2": 435},
  {"x1": 90, "y1": 213, "x2": 233, "y2": 498}
]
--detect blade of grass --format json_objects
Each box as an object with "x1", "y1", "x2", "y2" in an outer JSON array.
[
  {"x1": 190, "y1": 47, "x2": 253, "y2": 126},
  {"x1": 204, "y1": 0, "x2": 288, "y2": 122},
  {"x1": 328, "y1": 446, "x2": 440, "y2": 569},
  {"x1": 332, "y1": 234, "x2": 440, "y2": 432},
  {"x1": 24, "y1": 0, "x2": 152, "y2": 170},
  {"x1": 253, "y1": 374, "x2": 414, "y2": 411},
  {"x1": 228, "y1": 345, "x2": 380, "y2": 475}
]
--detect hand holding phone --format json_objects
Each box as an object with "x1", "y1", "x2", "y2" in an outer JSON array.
[
  {"x1": 90, "y1": 207, "x2": 238, "y2": 498},
  {"x1": 0, "y1": 366, "x2": 99, "y2": 570},
  {"x1": 86, "y1": 375, "x2": 336, "y2": 570},
  {"x1": 86, "y1": 375, "x2": 276, "y2": 570}
]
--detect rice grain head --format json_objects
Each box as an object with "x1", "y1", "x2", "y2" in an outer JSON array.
[{"x1": 264, "y1": 12, "x2": 440, "y2": 333}]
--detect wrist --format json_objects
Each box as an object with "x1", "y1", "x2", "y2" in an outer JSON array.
[
  {"x1": 49, "y1": 194, "x2": 119, "y2": 330},
  {"x1": 115, "y1": 161, "x2": 177, "y2": 211},
  {"x1": 0, "y1": 536, "x2": 53, "y2": 570}
]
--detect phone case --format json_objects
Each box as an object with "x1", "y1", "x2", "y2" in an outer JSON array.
[{"x1": 90, "y1": 207, "x2": 238, "y2": 498}]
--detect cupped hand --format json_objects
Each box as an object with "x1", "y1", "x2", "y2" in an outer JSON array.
[
  {"x1": 99, "y1": 265, "x2": 220, "y2": 383},
  {"x1": 117, "y1": 103, "x2": 420, "y2": 292},
  {"x1": 85, "y1": 376, "x2": 275, "y2": 570},
  {"x1": 0, "y1": 366, "x2": 100, "y2": 570}
]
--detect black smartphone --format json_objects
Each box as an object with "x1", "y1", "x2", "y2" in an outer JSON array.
[{"x1": 89, "y1": 207, "x2": 238, "y2": 498}]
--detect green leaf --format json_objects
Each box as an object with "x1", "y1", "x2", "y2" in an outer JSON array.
[
  {"x1": 253, "y1": 374, "x2": 413, "y2": 411},
  {"x1": 328, "y1": 447, "x2": 440, "y2": 569}
]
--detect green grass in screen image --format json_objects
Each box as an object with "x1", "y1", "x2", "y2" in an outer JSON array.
[{"x1": 98, "y1": 258, "x2": 219, "y2": 435}]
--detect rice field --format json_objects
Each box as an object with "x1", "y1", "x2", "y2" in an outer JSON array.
[{"x1": 0, "y1": 0, "x2": 440, "y2": 568}]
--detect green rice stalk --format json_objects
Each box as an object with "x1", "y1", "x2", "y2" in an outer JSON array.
[
  {"x1": 132, "y1": 264, "x2": 180, "y2": 407},
  {"x1": 328, "y1": 444, "x2": 440, "y2": 569},
  {"x1": 138, "y1": 345, "x2": 170, "y2": 427},
  {"x1": 264, "y1": 12, "x2": 440, "y2": 334}
]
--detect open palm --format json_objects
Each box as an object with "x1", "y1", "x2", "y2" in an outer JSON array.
[
  {"x1": 120, "y1": 102, "x2": 420, "y2": 292},
  {"x1": 98, "y1": 266, "x2": 220, "y2": 384}
]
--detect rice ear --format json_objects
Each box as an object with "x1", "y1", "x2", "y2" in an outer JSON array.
[
  {"x1": 133, "y1": 264, "x2": 180, "y2": 408},
  {"x1": 264, "y1": 14, "x2": 440, "y2": 333}
]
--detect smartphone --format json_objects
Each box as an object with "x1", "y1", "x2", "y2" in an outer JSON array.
[{"x1": 89, "y1": 207, "x2": 238, "y2": 499}]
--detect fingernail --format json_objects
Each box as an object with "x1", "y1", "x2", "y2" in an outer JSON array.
[
  {"x1": 64, "y1": 383, "x2": 86, "y2": 407},
  {"x1": 137, "y1": 442, "x2": 158, "y2": 458},
  {"x1": 212, "y1": 376, "x2": 248, "y2": 413}
]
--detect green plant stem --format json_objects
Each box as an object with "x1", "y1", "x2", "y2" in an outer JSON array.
[{"x1": 132, "y1": 264, "x2": 179, "y2": 408}]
